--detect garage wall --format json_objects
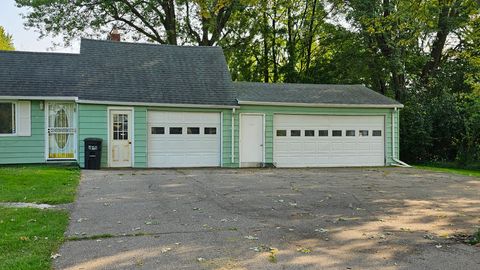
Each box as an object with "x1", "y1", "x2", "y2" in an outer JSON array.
[
  {"x1": 134, "y1": 107, "x2": 148, "y2": 168},
  {"x1": 77, "y1": 104, "x2": 108, "y2": 168},
  {"x1": 0, "y1": 100, "x2": 45, "y2": 164},
  {"x1": 232, "y1": 105, "x2": 400, "y2": 167}
]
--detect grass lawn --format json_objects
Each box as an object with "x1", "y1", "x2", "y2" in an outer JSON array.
[
  {"x1": 0, "y1": 207, "x2": 69, "y2": 270},
  {"x1": 415, "y1": 165, "x2": 480, "y2": 178},
  {"x1": 0, "y1": 165, "x2": 80, "y2": 269},
  {"x1": 0, "y1": 165, "x2": 80, "y2": 204}
]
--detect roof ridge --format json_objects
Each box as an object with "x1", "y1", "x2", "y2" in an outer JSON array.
[{"x1": 80, "y1": 38, "x2": 223, "y2": 50}]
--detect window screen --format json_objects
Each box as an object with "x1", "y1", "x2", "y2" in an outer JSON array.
[
  {"x1": 187, "y1": 127, "x2": 200, "y2": 134},
  {"x1": 151, "y1": 127, "x2": 164, "y2": 134},
  {"x1": 169, "y1": 127, "x2": 182, "y2": 134},
  {"x1": 332, "y1": 130, "x2": 342, "y2": 137},
  {"x1": 346, "y1": 130, "x2": 355, "y2": 136},
  {"x1": 305, "y1": 130, "x2": 315, "y2": 136},
  {"x1": 372, "y1": 130, "x2": 382, "y2": 136},
  {"x1": 318, "y1": 130, "x2": 328, "y2": 136},
  {"x1": 204, "y1": 127, "x2": 217, "y2": 134},
  {"x1": 359, "y1": 130, "x2": 369, "y2": 136},
  {"x1": 0, "y1": 103, "x2": 15, "y2": 134},
  {"x1": 291, "y1": 130, "x2": 301, "y2": 136},
  {"x1": 276, "y1": 130, "x2": 286, "y2": 136}
]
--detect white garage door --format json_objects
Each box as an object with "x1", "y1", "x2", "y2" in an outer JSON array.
[
  {"x1": 148, "y1": 111, "x2": 221, "y2": 167},
  {"x1": 274, "y1": 114, "x2": 385, "y2": 167}
]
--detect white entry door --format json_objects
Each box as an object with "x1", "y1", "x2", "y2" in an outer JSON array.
[
  {"x1": 273, "y1": 114, "x2": 385, "y2": 167},
  {"x1": 240, "y1": 114, "x2": 264, "y2": 167},
  {"x1": 109, "y1": 110, "x2": 132, "y2": 167},
  {"x1": 147, "y1": 111, "x2": 221, "y2": 167}
]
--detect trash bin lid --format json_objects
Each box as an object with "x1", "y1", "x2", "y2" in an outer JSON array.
[{"x1": 84, "y1": 138, "x2": 103, "y2": 142}]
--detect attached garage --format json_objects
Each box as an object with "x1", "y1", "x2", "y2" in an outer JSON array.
[
  {"x1": 147, "y1": 111, "x2": 221, "y2": 167},
  {"x1": 273, "y1": 114, "x2": 385, "y2": 167}
]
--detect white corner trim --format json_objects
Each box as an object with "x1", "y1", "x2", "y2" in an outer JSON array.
[{"x1": 237, "y1": 100, "x2": 404, "y2": 109}]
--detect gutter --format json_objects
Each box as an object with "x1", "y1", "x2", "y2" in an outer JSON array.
[
  {"x1": 77, "y1": 99, "x2": 239, "y2": 109},
  {"x1": 237, "y1": 100, "x2": 404, "y2": 109},
  {"x1": 391, "y1": 107, "x2": 411, "y2": 167}
]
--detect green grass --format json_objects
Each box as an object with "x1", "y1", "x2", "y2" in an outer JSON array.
[
  {"x1": 0, "y1": 207, "x2": 69, "y2": 270},
  {"x1": 415, "y1": 165, "x2": 480, "y2": 178},
  {"x1": 0, "y1": 165, "x2": 80, "y2": 204}
]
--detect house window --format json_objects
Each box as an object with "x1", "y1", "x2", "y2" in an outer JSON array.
[
  {"x1": 318, "y1": 130, "x2": 328, "y2": 136},
  {"x1": 187, "y1": 127, "x2": 200, "y2": 134},
  {"x1": 291, "y1": 130, "x2": 301, "y2": 136},
  {"x1": 151, "y1": 127, "x2": 164, "y2": 134},
  {"x1": 204, "y1": 127, "x2": 217, "y2": 134},
  {"x1": 346, "y1": 130, "x2": 355, "y2": 136},
  {"x1": 332, "y1": 130, "x2": 342, "y2": 137},
  {"x1": 304, "y1": 130, "x2": 315, "y2": 136},
  {"x1": 372, "y1": 130, "x2": 382, "y2": 136},
  {"x1": 169, "y1": 127, "x2": 182, "y2": 134},
  {"x1": 359, "y1": 130, "x2": 369, "y2": 136},
  {"x1": 0, "y1": 102, "x2": 16, "y2": 134},
  {"x1": 276, "y1": 130, "x2": 286, "y2": 136}
]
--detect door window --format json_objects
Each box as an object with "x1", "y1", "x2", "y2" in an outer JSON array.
[{"x1": 113, "y1": 114, "x2": 128, "y2": 140}]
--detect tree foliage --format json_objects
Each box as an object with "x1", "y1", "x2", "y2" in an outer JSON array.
[
  {"x1": 16, "y1": 0, "x2": 480, "y2": 165},
  {"x1": 0, "y1": 26, "x2": 14, "y2": 51}
]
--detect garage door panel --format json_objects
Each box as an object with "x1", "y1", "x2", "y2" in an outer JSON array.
[
  {"x1": 148, "y1": 111, "x2": 220, "y2": 167},
  {"x1": 274, "y1": 115, "x2": 385, "y2": 167}
]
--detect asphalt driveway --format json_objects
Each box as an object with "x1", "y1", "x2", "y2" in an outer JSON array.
[{"x1": 55, "y1": 168, "x2": 480, "y2": 270}]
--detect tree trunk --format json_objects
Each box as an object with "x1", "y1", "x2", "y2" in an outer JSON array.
[{"x1": 262, "y1": 7, "x2": 269, "y2": 83}]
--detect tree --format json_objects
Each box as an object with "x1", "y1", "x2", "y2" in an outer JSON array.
[
  {"x1": 15, "y1": 0, "x2": 245, "y2": 46},
  {"x1": 0, "y1": 26, "x2": 14, "y2": 51}
]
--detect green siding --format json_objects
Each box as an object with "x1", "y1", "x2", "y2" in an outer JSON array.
[
  {"x1": 0, "y1": 101, "x2": 45, "y2": 164},
  {"x1": 227, "y1": 105, "x2": 401, "y2": 167},
  {"x1": 77, "y1": 104, "x2": 108, "y2": 168},
  {"x1": 134, "y1": 107, "x2": 147, "y2": 168}
]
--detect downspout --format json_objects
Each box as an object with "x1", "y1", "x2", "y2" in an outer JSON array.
[
  {"x1": 391, "y1": 107, "x2": 411, "y2": 167},
  {"x1": 231, "y1": 108, "x2": 235, "y2": 164}
]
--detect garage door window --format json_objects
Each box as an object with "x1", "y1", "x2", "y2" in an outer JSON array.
[
  {"x1": 346, "y1": 130, "x2": 355, "y2": 136},
  {"x1": 187, "y1": 127, "x2": 200, "y2": 134},
  {"x1": 276, "y1": 130, "x2": 286, "y2": 136},
  {"x1": 359, "y1": 130, "x2": 369, "y2": 136},
  {"x1": 204, "y1": 127, "x2": 217, "y2": 134},
  {"x1": 332, "y1": 130, "x2": 342, "y2": 137},
  {"x1": 291, "y1": 130, "x2": 301, "y2": 136},
  {"x1": 304, "y1": 130, "x2": 315, "y2": 136},
  {"x1": 169, "y1": 127, "x2": 182, "y2": 134},
  {"x1": 151, "y1": 127, "x2": 165, "y2": 134},
  {"x1": 318, "y1": 130, "x2": 328, "y2": 136},
  {"x1": 372, "y1": 130, "x2": 382, "y2": 136}
]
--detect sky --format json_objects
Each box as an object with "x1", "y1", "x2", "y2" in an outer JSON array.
[{"x1": 0, "y1": 0, "x2": 79, "y2": 53}]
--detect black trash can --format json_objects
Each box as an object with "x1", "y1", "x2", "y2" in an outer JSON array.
[{"x1": 84, "y1": 138, "x2": 103, "y2": 169}]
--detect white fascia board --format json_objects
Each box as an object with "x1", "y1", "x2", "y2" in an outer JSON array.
[
  {"x1": 237, "y1": 100, "x2": 404, "y2": 109},
  {"x1": 77, "y1": 99, "x2": 240, "y2": 109},
  {"x1": 0, "y1": 96, "x2": 78, "y2": 101}
]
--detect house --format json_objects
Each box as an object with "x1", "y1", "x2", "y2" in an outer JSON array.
[{"x1": 0, "y1": 38, "x2": 403, "y2": 168}]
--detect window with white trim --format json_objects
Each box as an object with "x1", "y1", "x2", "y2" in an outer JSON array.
[{"x1": 0, "y1": 102, "x2": 16, "y2": 134}]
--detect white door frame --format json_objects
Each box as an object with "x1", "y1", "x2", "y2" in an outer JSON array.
[
  {"x1": 44, "y1": 101, "x2": 78, "y2": 161},
  {"x1": 108, "y1": 107, "x2": 134, "y2": 167},
  {"x1": 239, "y1": 113, "x2": 265, "y2": 167}
]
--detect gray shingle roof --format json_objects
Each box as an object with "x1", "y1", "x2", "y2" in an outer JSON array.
[
  {"x1": 235, "y1": 82, "x2": 402, "y2": 107},
  {"x1": 0, "y1": 39, "x2": 237, "y2": 106}
]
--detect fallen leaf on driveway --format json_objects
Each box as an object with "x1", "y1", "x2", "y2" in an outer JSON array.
[
  {"x1": 296, "y1": 247, "x2": 312, "y2": 253},
  {"x1": 244, "y1": 235, "x2": 259, "y2": 240},
  {"x1": 161, "y1": 247, "x2": 172, "y2": 253},
  {"x1": 315, "y1": 228, "x2": 328, "y2": 233},
  {"x1": 197, "y1": 257, "x2": 206, "y2": 262},
  {"x1": 51, "y1": 253, "x2": 61, "y2": 259}
]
